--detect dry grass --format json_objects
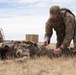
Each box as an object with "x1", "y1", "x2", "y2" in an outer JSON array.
[
  {"x1": 0, "y1": 57, "x2": 76, "y2": 75},
  {"x1": 0, "y1": 43, "x2": 76, "y2": 75}
]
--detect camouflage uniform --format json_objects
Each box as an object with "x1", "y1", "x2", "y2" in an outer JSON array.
[{"x1": 45, "y1": 6, "x2": 76, "y2": 48}]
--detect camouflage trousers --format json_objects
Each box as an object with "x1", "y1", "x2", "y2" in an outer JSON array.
[
  {"x1": 56, "y1": 27, "x2": 76, "y2": 49},
  {"x1": 56, "y1": 33, "x2": 65, "y2": 48}
]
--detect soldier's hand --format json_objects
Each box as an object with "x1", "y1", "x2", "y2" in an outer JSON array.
[
  {"x1": 53, "y1": 47, "x2": 62, "y2": 56},
  {"x1": 43, "y1": 38, "x2": 49, "y2": 46},
  {"x1": 43, "y1": 40, "x2": 49, "y2": 46}
]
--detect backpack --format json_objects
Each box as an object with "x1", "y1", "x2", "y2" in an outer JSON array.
[{"x1": 60, "y1": 8, "x2": 75, "y2": 16}]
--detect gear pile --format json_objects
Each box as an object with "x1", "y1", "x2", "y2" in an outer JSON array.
[{"x1": 1, "y1": 41, "x2": 76, "y2": 61}]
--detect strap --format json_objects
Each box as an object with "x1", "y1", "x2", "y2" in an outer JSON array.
[{"x1": 61, "y1": 8, "x2": 75, "y2": 17}]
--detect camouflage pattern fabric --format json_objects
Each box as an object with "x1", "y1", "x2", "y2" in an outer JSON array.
[
  {"x1": 1, "y1": 41, "x2": 76, "y2": 61},
  {"x1": 45, "y1": 6, "x2": 76, "y2": 48}
]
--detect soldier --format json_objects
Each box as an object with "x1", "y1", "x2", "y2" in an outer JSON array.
[{"x1": 43, "y1": 5, "x2": 76, "y2": 55}]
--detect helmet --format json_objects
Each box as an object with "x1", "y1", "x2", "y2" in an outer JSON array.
[{"x1": 50, "y1": 5, "x2": 61, "y2": 19}]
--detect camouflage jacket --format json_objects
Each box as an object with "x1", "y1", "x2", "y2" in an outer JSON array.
[{"x1": 45, "y1": 9, "x2": 76, "y2": 47}]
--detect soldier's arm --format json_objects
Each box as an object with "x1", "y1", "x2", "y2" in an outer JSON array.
[
  {"x1": 60, "y1": 13, "x2": 75, "y2": 49},
  {"x1": 45, "y1": 21, "x2": 53, "y2": 42}
]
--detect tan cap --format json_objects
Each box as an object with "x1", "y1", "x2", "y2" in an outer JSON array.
[{"x1": 50, "y1": 5, "x2": 60, "y2": 19}]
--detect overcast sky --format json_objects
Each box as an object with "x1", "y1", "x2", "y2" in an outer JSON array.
[{"x1": 0, "y1": 0, "x2": 76, "y2": 42}]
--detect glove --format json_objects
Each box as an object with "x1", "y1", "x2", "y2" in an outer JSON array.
[{"x1": 43, "y1": 37, "x2": 50, "y2": 46}]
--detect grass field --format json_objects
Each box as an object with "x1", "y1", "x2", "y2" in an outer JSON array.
[{"x1": 0, "y1": 43, "x2": 76, "y2": 75}]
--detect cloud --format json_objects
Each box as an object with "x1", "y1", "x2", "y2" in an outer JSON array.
[
  {"x1": 0, "y1": 0, "x2": 76, "y2": 18},
  {"x1": 0, "y1": 0, "x2": 50, "y2": 18},
  {"x1": 0, "y1": 0, "x2": 76, "y2": 42},
  {"x1": 0, "y1": 15, "x2": 48, "y2": 41}
]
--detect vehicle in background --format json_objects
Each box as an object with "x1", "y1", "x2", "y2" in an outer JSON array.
[{"x1": 0, "y1": 28, "x2": 5, "y2": 43}]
